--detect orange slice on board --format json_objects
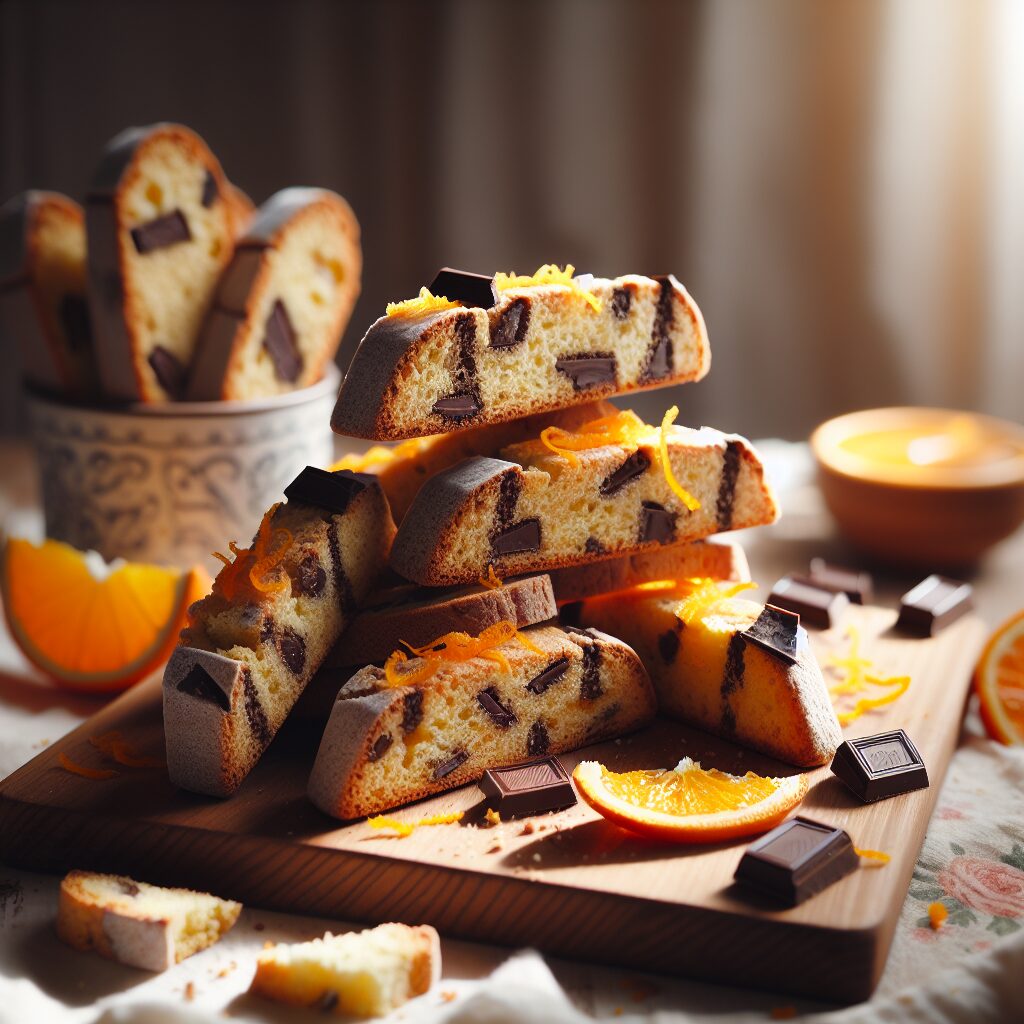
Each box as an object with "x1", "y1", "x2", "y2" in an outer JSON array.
[
  {"x1": 573, "y1": 757, "x2": 808, "y2": 843},
  {"x1": 1, "y1": 538, "x2": 209, "y2": 692},
  {"x1": 974, "y1": 609, "x2": 1024, "y2": 745}
]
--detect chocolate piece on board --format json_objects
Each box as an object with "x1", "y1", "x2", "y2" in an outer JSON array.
[
  {"x1": 831, "y1": 729, "x2": 929, "y2": 803},
  {"x1": 554, "y1": 353, "x2": 617, "y2": 390},
  {"x1": 741, "y1": 604, "x2": 801, "y2": 665},
  {"x1": 478, "y1": 757, "x2": 577, "y2": 817},
  {"x1": 284, "y1": 467, "x2": 375, "y2": 515},
  {"x1": 767, "y1": 576, "x2": 849, "y2": 629},
  {"x1": 734, "y1": 816, "x2": 858, "y2": 906},
  {"x1": 808, "y1": 558, "x2": 873, "y2": 604},
  {"x1": 429, "y1": 267, "x2": 497, "y2": 310},
  {"x1": 130, "y1": 210, "x2": 191, "y2": 254},
  {"x1": 896, "y1": 575, "x2": 973, "y2": 636}
]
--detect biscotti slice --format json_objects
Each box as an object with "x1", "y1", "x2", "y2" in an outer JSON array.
[
  {"x1": 308, "y1": 624, "x2": 656, "y2": 819},
  {"x1": 331, "y1": 267, "x2": 710, "y2": 440},
  {"x1": 390, "y1": 412, "x2": 777, "y2": 586},
  {"x1": 86, "y1": 122, "x2": 237, "y2": 400},
  {"x1": 334, "y1": 398, "x2": 618, "y2": 525},
  {"x1": 572, "y1": 582, "x2": 842, "y2": 766},
  {"x1": 251, "y1": 923, "x2": 440, "y2": 1017},
  {"x1": 187, "y1": 187, "x2": 361, "y2": 400},
  {"x1": 163, "y1": 468, "x2": 395, "y2": 796},
  {"x1": 56, "y1": 870, "x2": 240, "y2": 971},
  {"x1": 0, "y1": 191, "x2": 96, "y2": 396},
  {"x1": 549, "y1": 538, "x2": 750, "y2": 604}
]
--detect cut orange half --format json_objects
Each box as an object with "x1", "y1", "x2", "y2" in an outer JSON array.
[
  {"x1": 1, "y1": 538, "x2": 209, "y2": 692},
  {"x1": 974, "y1": 609, "x2": 1024, "y2": 745},
  {"x1": 573, "y1": 757, "x2": 808, "y2": 843}
]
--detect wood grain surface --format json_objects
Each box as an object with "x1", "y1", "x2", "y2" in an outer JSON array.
[{"x1": 0, "y1": 605, "x2": 986, "y2": 1003}]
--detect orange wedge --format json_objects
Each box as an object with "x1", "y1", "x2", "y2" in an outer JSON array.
[
  {"x1": 974, "y1": 609, "x2": 1024, "y2": 745},
  {"x1": 573, "y1": 757, "x2": 808, "y2": 843},
  {"x1": 1, "y1": 538, "x2": 210, "y2": 692}
]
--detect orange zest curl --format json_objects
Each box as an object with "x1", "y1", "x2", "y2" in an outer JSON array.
[
  {"x1": 212, "y1": 508, "x2": 294, "y2": 603},
  {"x1": 827, "y1": 626, "x2": 911, "y2": 724},
  {"x1": 58, "y1": 751, "x2": 117, "y2": 780},
  {"x1": 478, "y1": 565, "x2": 504, "y2": 590},
  {"x1": 674, "y1": 578, "x2": 758, "y2": 627},
  {"x1": 385, "y1": 287, "x2": 461, "y2": 318},
  {"x1": 537, "y1": 411, "x2": 649, "y2": 467},
  {"x1": 928, "y1": 902, "x2": 948, "y2": 929},
  {"x1": 855, "y1": 847, "x2": 891, "y2": 867},
  {"x1": 368, "y1": 811, "x2": 465, "y2": 837},
  {"x1": 493, "y1": 264, "x2": 601, "y2": 312},
  {"x1": 659, "y1": 406, "x2": 701, "y2": 512},
  {"x1": 331, "y1": 438, "x2": 428, "y2": 474}
]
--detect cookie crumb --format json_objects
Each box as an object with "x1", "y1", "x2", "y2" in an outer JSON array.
[
  {"x1": 487, "y1": 843, "x2": 503, "y2": 854},
  {"x1": 439, "y1": 990, "x2": 457, "y2": 1003},
  {"x1": 484, "y1": 807, "x2": 501, "y2": 827},
  {"x1": 520, "y1": 821, "x2": 536, "y2": 836},
  {"x1": 184, "y1": 981, "x2": 195, "y2": 1002},
  {"x1": 253, "y1": 921, "x2": 265, "y2": 932}
]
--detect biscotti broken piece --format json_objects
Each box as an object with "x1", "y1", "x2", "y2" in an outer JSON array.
[
  {"x1": 308, "y1": 624, "x2": 656, "y2": 819},
  {"x1": 86, "y1": 122, "x2": 238, "y2": 401},
  {"x1": 164, "y1": 468, "x2": 395, "y2": 796},
  {"x1": 56, "y1": 870, "x2": 240, "y2": 971},
  {"x1": 0, "y1": 191, "x2": 96, "y2": 396},
  {"x1": 331, "y1": 268, "x2": 710, "y2": 440},
  {"x1": 251, "y1": 923, "x2": 440, "y2": 1017},
  {"x1": 188, "y1": 187, "x2": 361, "y2": 400},
  {"x1": 389, "y1": 414, "x2": 777, "y2": 586},
  {"x1": 574, "y1": 582, "x2": 842, "y2": 766}
]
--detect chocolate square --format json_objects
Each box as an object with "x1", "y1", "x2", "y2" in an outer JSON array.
[
  {"x1": 808, "y1": 559, "x2": 873, "y2": 604},
  {"x1": 831, "y1": 729, "x2": 929, "y2": 802},
  {"x1": 284, "y1": 466, "x2": 374, "y2": 515},
  {"x1": 429, "y1": 268, "x2": 497, "y2": 309},
  {"x1": 741, "y1": 604, "x2": 801, "y2": 665},
  {"x1": 478, "y1": 757, "x2": 576, "y2": 817},
  {"x1": 896, "y1": 575, "x2": 973, "y2": 636},
  {"x1": 767, "y1": 576, "x2": 849, "y2": 629}
]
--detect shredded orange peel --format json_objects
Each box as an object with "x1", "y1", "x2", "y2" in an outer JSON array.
[
  {"x1": 659, "y1": 405, "x2": 701, "y2": 511},
  {"x1": 89, "y1": 730, "x2": 164, "y2": 768},
  {"x1": 854, "y1": 847, "x2": 891, "y2": 867},
  {"x1": 674, "y1": 578, "x2": 758, "y2": 627},
  {"x1": 368, "y1": 811, "x2": 465, "y2": 837},
  {"x1": 384, "y1": 620, "x2": 539, "y2": 687},
  {"x1": 212, "y1": 507, "x2": 293, "y2": 602},
  {"x1": 386, "y1": 287, "x2": 461, "y2": 319},
  {"x1": 493, "y1": 264, "x2": 601, "y2": 311},
  {"x1": 827, "y1": 626, "x2": 911, "y2": 724},
  {"x1": 478, "y1": 565, "x2": 504, "y2": 590},
  {"x1": 331, "y1": 438, "x2": 428, "y2": 474},
  {"x1": 58, "y1": 751, "x2": 117, "y2": 780}
]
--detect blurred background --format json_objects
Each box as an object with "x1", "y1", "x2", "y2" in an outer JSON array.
[{"x1": 1, "y1": 0, "x2": 1020, "y2": 440}]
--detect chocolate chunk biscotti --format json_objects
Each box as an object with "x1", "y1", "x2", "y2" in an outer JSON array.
[
  {"x1": 331, "y1": 266, "x2": 710, "y2": 440},
  {"x1": 389, "y1": 411, "x2": 777, "y2": 586},
  {"x1": 0, "y1": 191, "x2": 96, "y2": 396},
  {"x1": 188, "y1": 187, "x2": 361, "y2": 400},
  {"x1": 163, "y1": 468, "x2": 395, "y2": 796},
  {"x1": 308, "y1": 623, "x2": 656, "y2": 819},
  {"x1": 86, "y1": 123, "x2": 238, "y2": 401}
]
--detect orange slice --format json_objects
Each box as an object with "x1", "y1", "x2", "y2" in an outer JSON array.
[
  {"x1": 1, "y1": 538, "x2": 210, "y2": 692},
  {"x1": 573, "y1": 757, "x2": 808, "y2": 843},
  {"x1": 974, "y1": 609, "x2": 1024, "y2": 744}
]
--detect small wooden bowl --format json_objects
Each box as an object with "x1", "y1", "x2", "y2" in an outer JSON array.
[{"x1": 811, "y1": 407, "x2": 1024, "y2": 568}]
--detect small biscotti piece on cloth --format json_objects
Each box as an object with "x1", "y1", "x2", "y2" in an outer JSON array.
[
  {"x1": 573, "y1": 581, "x2": 842, "y2": 767},
  {"x1": 0, "y1": 191, "x2": 96, "y2": 396},
  {"x1": 389, "y1": 410, "x2": 777, "y2": 586},
  {"x1": 308, "y1": 623, "x2": 656, "y2": 819},
  {"x1": 188, "y1": 187, "x2": 361, "y2": 400},
  {"x1": 251, "y1": 923, "x2": 440, "y2": 1017},
  {"x1": 86, "y1": 122, "x2": 238, "y2": 401},
  {"x1": 331, "y1": 266, "x2": 710, "y2": 440},
  {"x1": 56, "y1": 870, "x2": 240, "y2": 971},
  {"x1": 163, "y1": 468, "x2": 395, "y2": 796}
]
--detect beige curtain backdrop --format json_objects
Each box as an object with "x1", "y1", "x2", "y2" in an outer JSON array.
[{"x1": 0, "y1": 0, "x2": 1019, "y2": 441}]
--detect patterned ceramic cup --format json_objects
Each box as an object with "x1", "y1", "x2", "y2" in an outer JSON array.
[{"x1": 26, "y1": 365, "x2": 341, "y2": 572}]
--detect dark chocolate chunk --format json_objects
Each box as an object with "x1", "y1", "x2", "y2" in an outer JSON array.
[
  {"x1": 734, "y1": 816, "x2": 859, "y2": 906},
  {"x1": 477, "y1": 687, "x2": 517, "y2": 728},
  {"x1": 490, "y1": 298, "x2": 531, "y2": 348},
  {"x1": 259, "y1": 616, "x2": 276, "y2": 644},
  {"x1": 896, "y1": 575, "x2": 973, "y2": 636},
  {"x1": 431, "y1": 392, "x2": 481, "y2": 419},
  {"x1": 242, "y1": 667, "x2": 272, "y2": 747},
  {"x1": 430, "y1": 267, "x2": 497, "y2": 309},
  {"x1": 579, "y1": 642, "x2": 603, "y2": 701},
  {"x1": 148, "y1": 345, "x2": 186, "y2": 398},
  {"x1": 741, "y1": 604, "x2": 801, "y2": 665},
  {"x1": 491, "y1": 518, "x2": 541, "y2": 558},
  {"x1": 640, "y1": 501, "x2": 676, "y2": 544},
  {"x1": 715, "y1": 441, "x2": 742, "y2": 530},
  {"x1": 433, "y1": 313, "x2": 481, "y2": 419},
  {"x1": 494, "y1": 470, "x2": 521, "y2": 528},
  {"x1": 584, "y1": 536, "x2": 605, "y2": 555},
  {"x1": 600, "y1": 450, "x2": 652, "y2": 496},
  {"x1": 176, "y1": 664, "x2": 230, "y2": 712},
  {"x1": 131, "y1": 209, "x2": 191, "y2": 254},
  {"x1": 526, "y1": 721, "x2": 549, "y2": 756},
  {"x1": 808, "y1": 559, "x2": 873, "y2": 604},
  {"x1": 611, "y1": 286, "x2": 632, "y2": 320},
  {"x1": 319, "y1": 991, "x2": 339, "y2": 1013},
  {"x1": 526, "y1": 657, "x2": 569, "y2": 695},
  {"x1": 262, "y1": 299, "x2": 303, "y2": 382},
  {"x1": 59, "y1": 294, "x2": 93, "y2": 353},
  {"x1": 658, "y1": 628, "x2": 680, "y2": 664},
  {"x1": 201, "y1": 170, "x2": 219, "y2": 208},
  {"x1": 278, "y1": 628, "x2": 306, "y2": 675},
  {"x1": 402, "y1": 690, "x2": 424, "y2": 733},
  {"x1": 719, "y1": 633, "x2": 746, "y2": 736},
  {"x1": 293, "y1": 552, "x2": 327, "y2": 598},
  {"x1": 831, "y1": 729, "x2": 929, "y2": 803},
  {"x1": 768, "y1": 577, "x2": 849, "y2": 629},
  {"x1": 118, "y1": 880, "x2": 141, "y2": 897},
  {"x1": 432, "y1": 749, "x2": 468, "y2": 780},
  {"x1": 329, "y1": 522, "x2": 356, "y2": 616},
  {"x1": 367, "y1": 733, "x2": 393, "y2": 762},
  {"x1": 284, "y1": 466, "x2": 372, "y2": 515},
  {"x1": 554, "y1": 353, "x2": 617, "y2": 390},
  {"x1": 640, "y1": 276, "x2": 675, "y2": 381},
  {"x1": 478, "y1": 756, "x2": 576, "y2": 817}
]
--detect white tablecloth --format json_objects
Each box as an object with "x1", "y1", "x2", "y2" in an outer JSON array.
[{"x1": 2, "y1": 440, "x2": 1023, "y2": 1023}]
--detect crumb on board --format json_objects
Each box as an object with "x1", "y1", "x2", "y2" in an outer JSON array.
[
  {"x1": 184, "y1": 981, "x2": 195, "y2": 1002},
  {"x1": 487, "y1": 843, "x2": 503, "y2": 854},
  {"x1": 253, "y1": 922, "x2": 265, "y2": 932},
  {"x1": 770, "y1": 1006, "x2": 797, "y2": 1020},
  {"x1": 439, "y1": 990, "x2": 457, "y2": 1003},
  {"x1": 520, "y1": 821, "x2": 536, "y2": 836},
  {"x1": 484, "y1": 808, "x2": 501, "y2": 827}
]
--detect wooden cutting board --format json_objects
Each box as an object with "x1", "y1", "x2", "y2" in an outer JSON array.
[{"x1": 0, "y1": 605, "x2": 985, "y2": 1003}]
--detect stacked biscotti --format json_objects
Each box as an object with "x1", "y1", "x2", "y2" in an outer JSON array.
[{"x1": 303, "y1": 265, "x2": 839, "y2": 821}]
